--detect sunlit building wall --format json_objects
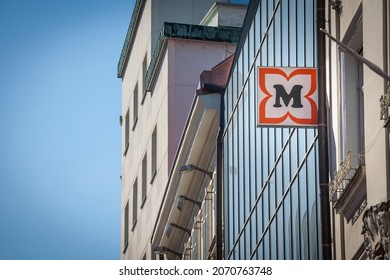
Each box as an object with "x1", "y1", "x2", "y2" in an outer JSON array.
[
  {"x1": 120, "y1": 0, "x2": 390, "y2": 261},
  {"x1": 326, "y1": 0, "x2": 390, "y2": 260},
  {"x1": 118, "y1": 0, "x2": 243, "y2": 260}
]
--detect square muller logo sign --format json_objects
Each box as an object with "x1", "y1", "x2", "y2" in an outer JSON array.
[{"x1": 258, "y1": 67, "x2": 318, "y2": 127}]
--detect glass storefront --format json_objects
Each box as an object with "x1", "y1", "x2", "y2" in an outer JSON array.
[{"x1": 223, "y1": 0, "x2": 321, "y2": 259}]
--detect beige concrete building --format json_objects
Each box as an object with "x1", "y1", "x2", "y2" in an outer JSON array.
[
  {"x1": 326, "y1": 0, "x2": 390, "y2": 259},
  {"x1": 117, "y1": 0, "x2": 245, "y2": 260}
]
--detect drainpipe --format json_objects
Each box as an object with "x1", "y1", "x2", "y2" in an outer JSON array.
[
  {"x1": 216, "y1": 105, "x2": 224, "y2": 260},
  {"x1": 330, "y1": 0, "x2": 345, "y2": 260},
  {"x1": 317, "y1": 0, "x2": 332, "y2": 260},
  {"x1": 384, "y1": 0, "x2": 390, "y2": 201}
]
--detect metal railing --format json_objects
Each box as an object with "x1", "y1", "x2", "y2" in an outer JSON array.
[
  {"x1": 329, "y1": 151, "x2": 365, "y2": 201},
  {"x1": 380, "y1": 84, "x2": 390, "y2": 120}
]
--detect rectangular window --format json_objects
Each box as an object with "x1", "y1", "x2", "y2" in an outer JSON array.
[
  {"x1": 133, "y1": 83, "x2": 138, "y2": 130},
  {"x1": 331, "y1": 24, "x2": 369, "y2": 256},
  {"x1": 123, "y1": 202, "x2": 129, "y2": 252},
  {"x1": 124, "y1": 109, "x2": 130, "y2": 155},
  {"x1": 141, "y1": 153, "x2": 147, "y2": 207},
  {"x1": 203, "y1": 190, "x2": 214, "y2": 259},
  {"x1": 132, "y1": 179, "x2": 138, "y2": 230},
  {"x1": 357, "y1": 47, "x2": 364, "y2": 156},
  {"x1": 151, "y1": 126, "x2": 157, "y2": 183},
  {"x1": 340, "y1": 23, "x2": 364, "y2": 165},
  {"x1": 141, "y1": 53, "x2": 148, "y2": 104}
]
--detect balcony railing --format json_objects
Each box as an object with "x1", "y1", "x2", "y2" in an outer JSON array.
[
  {"x1": 329, "y1": 151, "x2": 365, "y2": 201},
  {"x1": 380, "y1": 84, "x2": 390, "y2": 120}
]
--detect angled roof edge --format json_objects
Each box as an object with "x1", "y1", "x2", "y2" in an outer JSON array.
[{"x1": 117, "y1": 0, "x2": 145, "y2": 78}]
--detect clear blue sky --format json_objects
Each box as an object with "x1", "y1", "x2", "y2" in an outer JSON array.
[
  {"x1": 0, "y1": 0, "x2": 135, "y2": 259},
  {"x1": 0, "y1": 0, "x2": 250, "y2": 260}
]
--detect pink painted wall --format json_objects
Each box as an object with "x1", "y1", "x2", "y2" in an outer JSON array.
[{"x1": 166, "y1": 38, "x2": 236, "y2": 171}]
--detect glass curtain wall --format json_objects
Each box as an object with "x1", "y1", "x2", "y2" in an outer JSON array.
[{"x1": 223, "y1": 0, "x2": 321, "y2": 260}]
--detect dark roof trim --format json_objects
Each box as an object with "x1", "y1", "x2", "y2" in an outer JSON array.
[
  {"x1": 117, "y1": 0, "x2": 146, "y2": 78},
  {"x1": 144, "y1": 22, "x2": 241, "y2": 94}
]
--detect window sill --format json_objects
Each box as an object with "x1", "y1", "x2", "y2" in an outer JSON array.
[
  {"x1": 131, "y1": 220, "x2": 137, "y2": 232},
  {"x1": 334, "y1": 165, "x2": 366, "y2": 223},
  {"x1": 141, "y1": 91, "x2": 147, "y2": 105},
  {"x1": 140, "y1": 196, "x2": 147, "y2": 209},
  {"x1": 122, "y1": 242, "x2": 129, "y2": 253},
  {"x1": 150, "y1": 170, "x2": 157, "y2": 184},
  {"x1": 132, "y1": 117, "x2": 138, "y2": 131},
  {"x1": 123, "y1": 143, "x2": 129, "y2": 156}
]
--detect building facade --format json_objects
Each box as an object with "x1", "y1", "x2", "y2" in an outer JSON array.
[
  {"x1": 223, "y1": 0, "x2": 322, "y2": 260},
  {"x1": 326, "y1": 0, "x2": 390, "y2": 260},
  {"x1": 119, "y1": 0, "x2": 390, "y2": 260},
  {"x1": 118, "y1": 0, "x2": 245, "y2": 260},
  {"x1": 153, "y1": 0, "x2": 323, "y2": 260},
  {"x1": 219, "y1": 0, "x2": 390, "y2": 260},
  {"x1": 221, "y1": 0, "x2": 390, "y2": 260}
]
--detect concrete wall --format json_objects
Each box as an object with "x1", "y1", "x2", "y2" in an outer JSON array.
[
  {"x1": 121, "y1": 40, "x2": 236, "y2": 259},
  {"x1": 362, "y1": 0, "x2": 388, "y2": 206},
  {"x1": 167, "y1": 38, "x2": 236, "y2": 171},
  {"x1": 120, "y1": 0, "x2": 152, "y2": 259},
  {"x1": 120, "y1": 0, "x2": 241, "y2": 260},
  {"x1": 200, "y1": 3, "x2": 247, "y2": 28},
  {"x1": 121, "y1": 1, "x2": 239, "y2": 259},
  {"x1": 123, "y1": 50, "x2": 170, "y2": 259}
]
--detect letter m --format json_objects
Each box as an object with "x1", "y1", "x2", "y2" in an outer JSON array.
[{"x1": 273, "y1": 84, "x2": 304, "y2": 108}]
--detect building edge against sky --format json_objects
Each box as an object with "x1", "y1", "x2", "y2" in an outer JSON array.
[
  {"x1": 117, "y1": 0, "x2": 246, "y2": 260},
  {"x1": 118, "y1": 0, "x2": 390, "y2": 260}
]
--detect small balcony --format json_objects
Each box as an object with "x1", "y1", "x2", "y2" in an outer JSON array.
[{"x1": 329, "y1": 151, "x2": 366, "y2": 224}]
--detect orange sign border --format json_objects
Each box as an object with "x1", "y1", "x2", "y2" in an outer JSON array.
[{"x1": 258, "y1": 67, "x2": 318, "y2": 126}]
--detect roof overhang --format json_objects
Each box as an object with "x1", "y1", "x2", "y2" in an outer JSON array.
[{"x1": 117, "y1": 0, "x2": 145, "y2": 78}]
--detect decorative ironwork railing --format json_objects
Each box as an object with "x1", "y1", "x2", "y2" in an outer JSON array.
[
  {"x1": 329, "y1": 151, "x2": 364, "y2": 201},
  {"x1": 380, "y1": 84, "x2": 390, "y2": 120}
]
